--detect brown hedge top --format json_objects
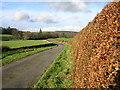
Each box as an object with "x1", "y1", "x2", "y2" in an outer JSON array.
[{"x1": 72, "y1": 2, "x2": 120, "y2": 89}]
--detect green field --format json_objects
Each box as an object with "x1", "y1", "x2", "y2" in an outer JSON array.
[
  {"x1": 34, "y1": 43, "x2": 73, "y2": 88},
  {"x1": 2, "y1": 40, "x2": 48, "y2": 48},
  {"x1": 1, "y1": 45, "x2": 57, "y2": 66},
  {"x1": 56, "y1": 38, "x2": 73, "y2": 41},
  {"x1": 0, "y1": 34, "x2": 14, "y2": 41}
]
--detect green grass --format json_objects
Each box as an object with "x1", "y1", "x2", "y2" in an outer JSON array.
[
  {"x1": 2, "y1": 40, "x2": 48, "y2": 48},
  {"x1": 0, "y1": 34, "x2": 14, "y2": 41},
  {"x1": 34, "y1": 43, "x2": 73, "y2": 88},
  {"x1": 56, "y1": 38, "x2": 73, "y2": 41},
  {"x1": 1, "y1": 45, "x2": 57, "y2": 66}
]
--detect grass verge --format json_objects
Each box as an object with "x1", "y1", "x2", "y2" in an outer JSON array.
[
  {"x1": 1, "y1": 45, "x2": 57, "y2": 66},
  {"x1": 34, "y1": 43, "x2": 73, "y2": 88}
]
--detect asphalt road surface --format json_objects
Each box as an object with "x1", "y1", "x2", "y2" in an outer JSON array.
[{"x1": 2, "y1": 43, "x2": 65, "y2": 88}]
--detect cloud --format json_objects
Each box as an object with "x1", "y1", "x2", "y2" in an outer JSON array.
[
  {"x1": 13, "y1": 11, "x2": 30, "y2": 21},
  {"x1": 44, "y1": 19, "x2": 58, "y2": 24},
  {"x1": 42, "y1": 25, "x2": 82, "y2": 32},
  {"x1": 13, "y1": 12, "x2": 59, "y2": 24},
  {"x1": 22, "y1": 25, "x2": 82, "y2": 32},
  {"x1": 23, "y1": 28, "x2": 39, "y2": 32},
  {"x1": 35, "y1": 13, "x2": 59, "y2": 24},
  {"x1": 35, "y1": 14, "x2": 49, "y2": 22},
  {"x1": 49, "y1": 1, "x2": 90, "y2": 12}
]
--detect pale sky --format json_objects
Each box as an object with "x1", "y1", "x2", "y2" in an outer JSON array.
[{"x1": 1, "y1": 0, "x2": 109, "y2": 32}]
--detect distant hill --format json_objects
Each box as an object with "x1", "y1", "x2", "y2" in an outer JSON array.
[{"x1": 55, "y1": 31, "x2": 78, "y2": 33}]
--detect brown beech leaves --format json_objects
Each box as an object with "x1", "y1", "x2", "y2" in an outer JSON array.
[{"x1": 72, "y1": 2, "x2": 120, "y2": 89}]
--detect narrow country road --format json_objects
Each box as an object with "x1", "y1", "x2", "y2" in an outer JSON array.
[{"x1": 2, "y1": 43, "x2": 65, "y2": 88}]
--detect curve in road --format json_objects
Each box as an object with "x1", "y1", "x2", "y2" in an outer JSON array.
[{"x1": 2, "y1": 43, "x2": 65, "y2": 88}]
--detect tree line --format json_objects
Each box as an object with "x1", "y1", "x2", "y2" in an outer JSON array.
[{"x1": 0, "y1": 27, "x2": 78, "y2": 40}]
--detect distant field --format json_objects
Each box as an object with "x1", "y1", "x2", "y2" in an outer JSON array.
[
  {"x1": 56, "y1": 38, "x2": 73, "y2": 41},
  {"x1": 2, "y1": 40, "x2": 48, "y2": 48},
  {"x1": 0, "y1": 34, "x2": 13, "y2": 41}
]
